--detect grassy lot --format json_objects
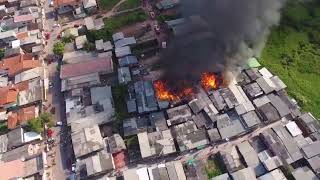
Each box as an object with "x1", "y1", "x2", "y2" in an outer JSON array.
[
  {"x1": 98, "y1": 0, "x2": 121, "y2": 11},
  {"x1": 259, "y1": 0, "x2": 320, "y2": 118},
  {"x1": 0, "y1": 121, "x2": 8, "y2": 135},
  {"x1": 112, "y1": 84, "x2": 130, "y2": 126},
  {"x1": 204, "y1": 159, "x2": 224, "y2": 179},
  {"x1": 87, "y1": 10, "x2": 147, "y2": 42},
  {"x1": 117, "y1": 0, "x2": 141, "y2": 11}
]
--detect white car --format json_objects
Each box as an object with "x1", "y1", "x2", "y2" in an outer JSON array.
[
  {"x1": 53, "y1": 23, "x2": 60, "y2": 28},
  {"x1": 56, "y1": 121, "x2": 62, "y2": 126}
]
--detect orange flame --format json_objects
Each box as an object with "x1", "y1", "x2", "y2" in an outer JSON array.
[
  {"x1": 154, "y1": 81, "x2": 178, "y2": 101},
  {"x1": 153, "y1": 81, "x2": 194, "y2": 101},
  {"x1": 201, "y1": 72, "x2": 218, "y2": 90}
]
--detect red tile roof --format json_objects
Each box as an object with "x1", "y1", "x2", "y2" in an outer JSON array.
[
  {"x1": 1, "y1": 54, "x2": 40, "y2": 77},
  {"x1": 53, "y1": 0, "x2": 80, "y2": 8},
  {"x1": 60, "y1": 57, "x2": 113, "y2": 79},
  {"x1": 112, "y1": 150, "x2": 128, "y2": 169},
  {"x1": 14, "y1": 14, "x2": 34, "y2": 23},
  {"x1": 0, "y1": 87, "x2": 19, "y2": 106},
  {"x1": 16, "y1": 32, "x2": 29, "y2": 40},
  {"x1": 0, "y1": 159, "x2": 25, "y2": 180},
  {"x1": 8, "y1": 106, "x2": 36, "y2": 129}
]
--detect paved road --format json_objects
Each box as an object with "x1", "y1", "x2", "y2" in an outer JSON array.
[{"x1": 42, "y1": 1, "x2": 73, "y2": 180}]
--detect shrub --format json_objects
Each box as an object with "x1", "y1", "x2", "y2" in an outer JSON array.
[{"x1": 53, "y1": 42, "x2": 65, "y2": 56}]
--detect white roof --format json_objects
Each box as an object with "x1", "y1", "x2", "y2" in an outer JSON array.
[
  {"x1": 259, "y1": 67, "x2": 273, "y2": 79},
  {"x1": 138, "y1": 132, "x2": 152, "y2": 158},
  {"x1": 115, "y1": 46, "x2": 131, "y2": 58},
  {"x1": 84, "y1": 17, "x2": 95, "y2": 30},
  {"x1": 136, "y1": 167, "x2": 149, "y2": 180},
  {"x1": 285, "y1": 121, "x2": 302, "y2": 137},
  {"x1": 24, "y1": 131, "x2": 41, "y2": 142},
  {"x1": 14, "y1": 67, "x2": 43, "y2": 83},
  {"x1": 11, "y1": 39, "x2": 20, "y2": 48},
  {"x1": 123, "y1": 168, "x2": 139, "y2": 180},
  {"x1": 75, "y1": 35, "x2": 87, "y2": 49}
]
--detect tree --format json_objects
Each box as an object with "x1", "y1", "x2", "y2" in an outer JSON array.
[
  {"x1": 27, "y1": 113, "x2": 54, "y2": 133},
  {"x1": 83, "y1": 41, "x2": 95, "y2": 52},
  {"x1": 0, "y1": 48, "x2": 4, "y2": 60},
  {"x1": 61, "y1": 35, "x2": 75, "y2": 43},
  {"x1": 53, "y1": 42, "x2": 65, "y2": 56}
]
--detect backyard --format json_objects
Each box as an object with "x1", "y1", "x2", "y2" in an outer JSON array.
[
  {"x1": 86, "y1": 10, "x2": 148, "y2": 42},
  {"x1": 204, "y1": 157, "x2": 225, "y2": 179},
  {"x1": 259, "y1": 0, "x2": 320, "y2": 118},
  {"x1": 117, "y1": 0, "x2": 141, "y2": 11},
  {"x1": 98, "y1": 0, "x2": 121, "y2": 11}
]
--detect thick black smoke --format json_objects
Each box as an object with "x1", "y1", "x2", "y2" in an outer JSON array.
[{"x1": 160, "y1": 0, "x2": 285, "y2": 89}]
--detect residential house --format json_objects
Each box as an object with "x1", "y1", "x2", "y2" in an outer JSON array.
[
  {"x1": 75, "y1": 35, "x2": 87, "y2": 49},
  {"x1": 71, "y1": 125, "x2": 104, "y2": 158},
  {"x1": 207, "y1": 128, "x2": 221, "y2": 143},
  {"x1": 272, "y1": 125, "x2": 303, "y2": 164},
  {"x1": 149, "y1": 111, "x2": 168, "y2": 131},
  {"x1": 118, "y1": 55, "x2": 138, "y2": 67},
  {"x1": 13, "y1": 14, "x2": 35, "y2": 28},
  {"x1": 243, "y1": 82, "x2": 263, "y2": 99},
  {"x1": 77, "y1": 149, "x2": 114, "y2": 179},
  {"x1": 237, "y1": 141, "x2": 267, "y2": 176},
  {"x1": 134, "y1": 80, "x2": 158, "y2": 113},
  {"x1": 156, "y1": 0, "x2": 180, "y2": 10},
  {"x1": 60, "y1": 57, "x2": 113, "y2": 91},
  {"x1": 176, "y1": 128, "x2": 209, "y2": 151},
  {"x1": 83, "y1": 0, "x2": 97, "y2": 14},
  {"x1": 260, "y1": 129, "x2": 295, "y2": 165},
  {"x1": 138, "y1": 130, "x2": 176, "y2": 158},
  {"x1": 301, "y1": 141, "x2": 320, "y2": 159},
  {"x1": 0, "y1": 54, "x2": 40, "y2": 77},
  {"x1": 240, "y1": 110, "x2": 261, "y2": 129},
  {"x1": 166, "y1": 104, "x2": 192, "y2": 126},
  {"x1": 7, "y1": 105, "x2": 38, "y2": 129},
  {"x1": 123, "y1": 117, "x2": 149, "y2": 137},
  {"x1": 216, "y1": 113, "x2": 246, "y2": 140},
  {"x1": 0, "y1": 87, "x2": 19, "y2": 109},
  {"x1": 105, "y1": 133, "x2": 126, "y2": 154},
  {"x1": 292, "y1": 166, "x2": 318, "y2": 180},
  {"x1": 112, "y1": 32, "x2": 124, "y2": 42},
  {"x1": 0, "y1": 134, "x2": 8, "y2": 154},
  {"x1": 114, "y1": 37, "x2": 136, "y2": 48},
  {"x1": 0, "y1": 30, "x2": 16, "y2": 47},
  {"x1": 115, "y1": 46, "x2": 132, "y2": 58},
  {"x1": 0, "y1": 155, "x2": 43, "y2": 180},
  {"x1": 7, "y1": 127, "x2": 41, "y2": 150},
  {"x1": 188, "y1": 98, "x2": 206, "y2": 114},
  {"x1": 257, "y1": 150, "x2": 283, "y2": 171},
  {"x1": 257, "y1": 169, "x2": 287, "y2": 180},
  {"x1": 231, "y1": 167, "x2": 257, "y2": 180},
  {"x1": 67, "y1": 86, "x2": 115, "y2": 132},
  {"x1": 17, "y1": 78, "x2": 43, "y2": 106},
  {"x1": 54, "y1": 0, "x2": 82, "y2": 14},
  {"x1": 220, "y1": 145, "x2": 245, "y2": 173},
  {"x1": 1, "y1": 143, "x2": 42, "y2": 162},
  {"x1": 118, "y1": 67, "x2": 131, "y2": 84},
  {"x1": 296, "y1": 113, "x2": 320, "y2": 136}
]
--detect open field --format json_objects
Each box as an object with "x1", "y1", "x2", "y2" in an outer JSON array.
[{"x1": 260, "y1": 0, "x2": 320, "y2": 118}]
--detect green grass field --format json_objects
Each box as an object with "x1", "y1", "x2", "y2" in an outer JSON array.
[
  {"x1": 117, "y1": 0, "x2": 141, "y2": 11},
  {"x1": 259, "y1": 0, "x2": 320, "y2": 118},
  {"x1": 98, "y1": 0, "x2": 121, "y2": 11}
]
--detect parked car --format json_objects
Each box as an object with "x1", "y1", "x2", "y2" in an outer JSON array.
[{"x1": 56, "y1": 121, "x2": 62, "y2": 126}]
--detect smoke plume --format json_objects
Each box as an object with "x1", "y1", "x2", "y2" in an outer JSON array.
[{"x1": 159, "y1": 0, "x2": 285, "y2": 89}]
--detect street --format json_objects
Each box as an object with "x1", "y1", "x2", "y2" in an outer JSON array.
[{"x1": 42, "y1": 1, "x2": 74, "y2": 180}]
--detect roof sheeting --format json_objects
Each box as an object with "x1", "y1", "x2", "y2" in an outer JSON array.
[{"x1": 60, "y1": 57, "x2": 113, "y2": 79}]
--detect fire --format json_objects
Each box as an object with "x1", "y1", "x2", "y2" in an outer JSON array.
[
  {"x1": 201, "y1": 72, "x2": 218, "y2": 90},
  {"x1": 153, "y1": 81, "x2": 178, "y2": 101},
  {"x1": 153, "y1": 81, "x2": 194, "y2": 101}
]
